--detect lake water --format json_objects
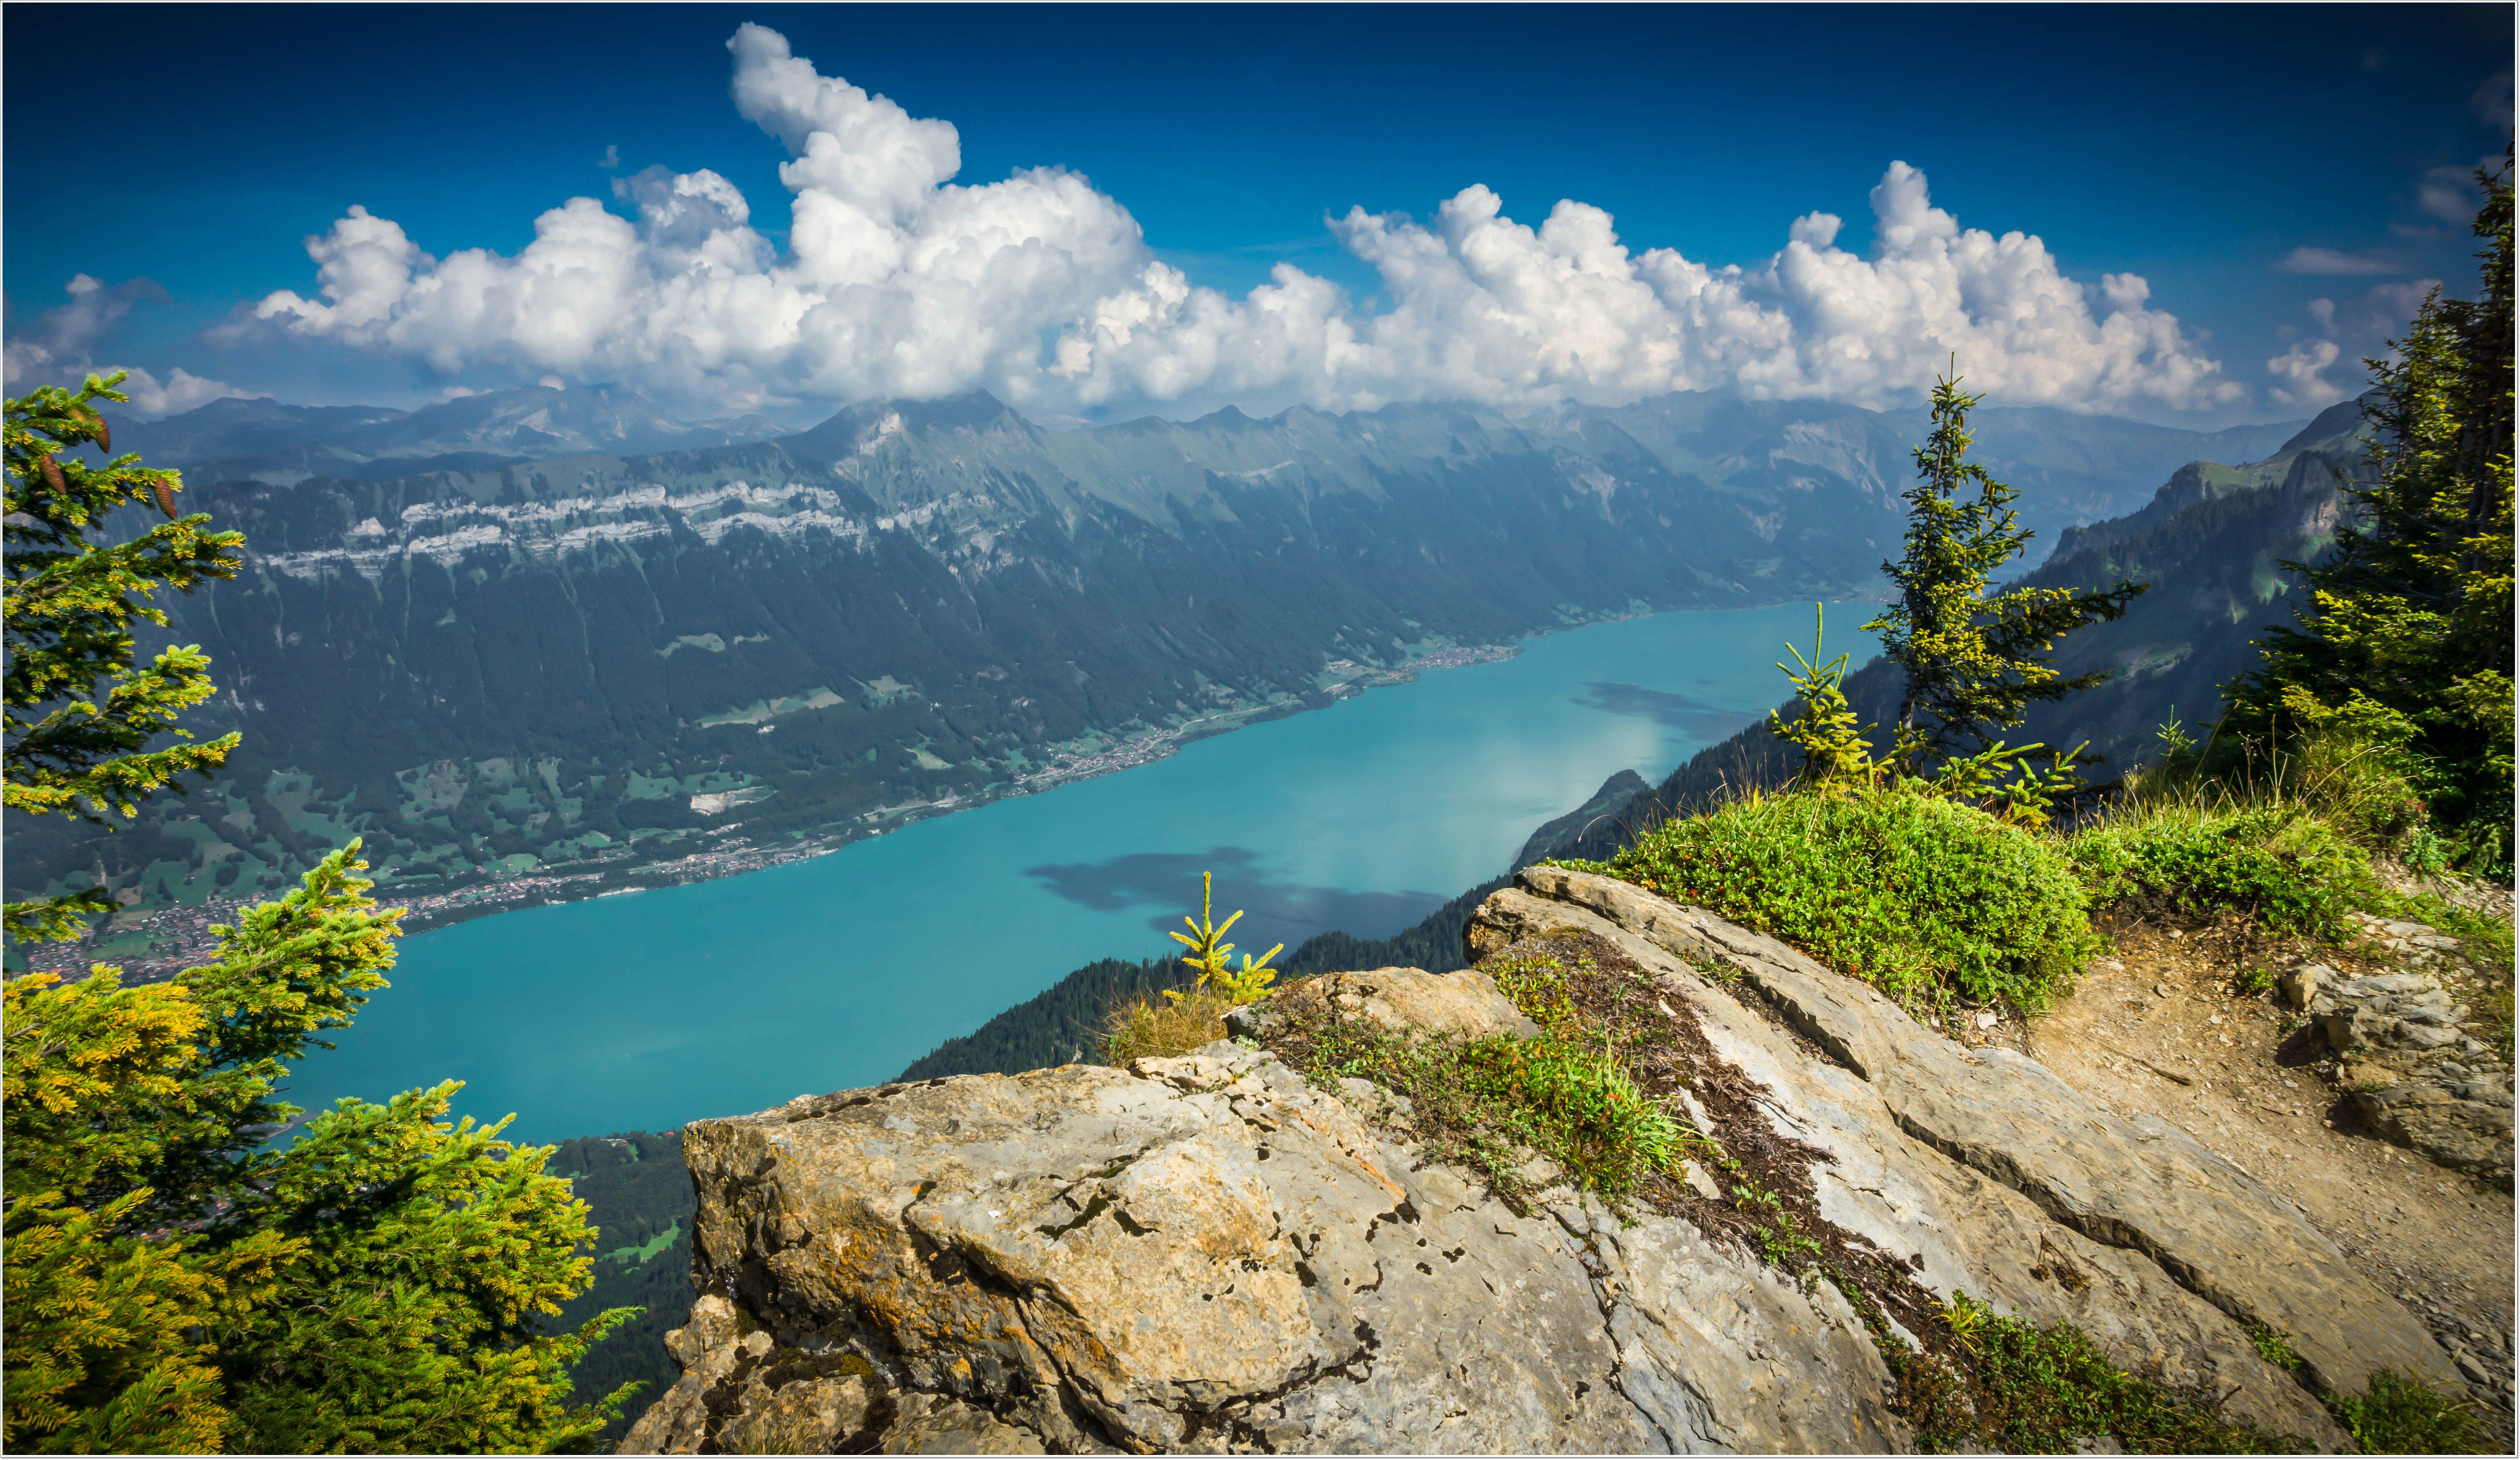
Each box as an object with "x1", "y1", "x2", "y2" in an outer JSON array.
[{"x1": 288, "y1": 602, "x2": 1876, "y2": 1143}]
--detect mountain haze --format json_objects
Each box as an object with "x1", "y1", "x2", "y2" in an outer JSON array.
[{"x1": 104, "y1": 385, "x2": 790, "y2": 487}]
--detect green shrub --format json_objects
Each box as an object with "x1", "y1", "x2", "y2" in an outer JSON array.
[
  {"x1": 1268, "y1": 951, "x2": 1688, "y2": 1202},
  {"x1": 2328, "y1": 1368, "x2": 2483, "y2": 1455},
  {"x1": 1898, "y1": 1294, "x2": 2301, "y2": 1454},
  {"x1": 2067, "y1": 803, "x2": 2377, "y2": 939},
  {"x1": 1574, "y1": 787, "x2": 2098, "y2": 1012}
]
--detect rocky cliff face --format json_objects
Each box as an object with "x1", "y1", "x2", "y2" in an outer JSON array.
[{"x1": 622, "y1": 868, "x2": 2453, "y2": 1454}]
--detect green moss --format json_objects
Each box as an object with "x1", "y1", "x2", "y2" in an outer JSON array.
[
  {"x1": 1567, "y1": 787, "x2": 2098, "y2": 1013},
  {"x1": 1274, "y1": 1004, "x2": 1686, "y2": 1204},
  {"x1": 2242, "y1": 1321, "x2": 2304, "y2": 1373},
  {"x1": 2068, "y1": 803, "x2": 2377, "y2": 939}
]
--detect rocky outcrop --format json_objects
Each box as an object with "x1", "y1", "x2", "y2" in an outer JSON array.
[
  {"x1": 622, "y1": 869, "x2": 2461, "y2": 1454},
  {"x1": 2278, "y1": 920, "x2": 2516, "y2": 1183}
]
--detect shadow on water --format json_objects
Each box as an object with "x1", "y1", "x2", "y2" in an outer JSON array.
[
  {"x1": 1574, "y1": 681, "x2": 1760, "y2": 739},
  {"x1": 1024, "y1": 847, "x2": 1447, "y2": 953}
]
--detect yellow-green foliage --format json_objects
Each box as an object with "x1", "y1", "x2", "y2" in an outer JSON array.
[
  {"x1": 1896, "y1": 1293, "x2": 2302, "y2": 1454},
  {"x1": 2222, "y1": 158, "x2": 2513, "y2": 872},
  {"x1": 1768, "y1": 604, "x2": 2092, "y2": 827},
  {"x1": 3, "y1": 852, "x2": 640, "y2": 1454},
  {"x1": 3, "y1": 379, "x2": 636, "y2": 1453},
  {"x1": 2328, "y1": 1367, "x2": 2487, "y2": 1454},
  {"x1": 1101, "y1": 873, "x2": 1284, "y2": 1064},
  {"x1": 2067, "y1": 800, "x2": 2377, "y2": 940},
  {"x1": 1168, "y1": 870, "x2": 1283, "y2": 1003},
  {"x1": 3, "y1": 373, "x2": 245, "y2": 945},
  {"x1": 1570, "y1": 787, "x2": 2098, "y2": 1013},
  {"x1": 1863, "y1": 374, "x2": 2145, "y2": 767},
  {"x1": 1272, "y1": 949, "x2": 1688, "y2": 1203}
]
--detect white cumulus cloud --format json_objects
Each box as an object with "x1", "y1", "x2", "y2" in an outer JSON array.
[
  {"x1": 2261, "y1": 278, "x2": 2448, "y2": 410},
  {"x1": 2416, "y1": 165, "x2": 2483, "y2": 226},
  {"x1": 242, "y1": 23, "x2": 2242, "y2": 418},
  {"x1": 2266, "y1": 338, "x2": 2345, "y2": 410}
]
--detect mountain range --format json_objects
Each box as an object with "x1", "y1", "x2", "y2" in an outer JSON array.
[
  {"x1": 5, "y1": 386, "x2": 2311, "y2": 949},
  {"x1": 104, "y1": 385, "x2": 791, "y2": 486}
]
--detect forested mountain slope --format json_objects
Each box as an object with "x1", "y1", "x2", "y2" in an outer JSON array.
[
  {"x1": 5, "y1": 389, "x2": 2301, "y2": 954},
  {"x1": 1549, "y1": 396, "x2": 2378, "y2": 863},
  {"x1": 902, "y1": 398, "x2": 2378, "y2": 1089}
]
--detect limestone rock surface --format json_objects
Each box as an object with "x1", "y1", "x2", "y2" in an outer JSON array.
[
  {"x1": 621, "y1": 869, "x2": 2465, "y2": 1454},
  {"x1": 2280, "y1": 942, "x2": 2515, "y2": 1181},
  {"x1": 1226, "y1": 964, "x2": 1540, "y2": 1043}
]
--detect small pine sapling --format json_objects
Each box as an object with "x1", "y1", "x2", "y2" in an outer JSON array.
[
  {"x1": 1767, "y1": 603, "x2": 2091, "y2": 824},
  {"x1": 1168, "y1": 871, "x2": 1283, "y2": 1004},
  {"x1": 1766, "y1": 604, "x2": 1880, "y2": 792}
]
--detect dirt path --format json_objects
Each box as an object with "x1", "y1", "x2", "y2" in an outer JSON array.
[{"x1": 2006, "y1": 904, "x2": 2515, "y2": 1445}]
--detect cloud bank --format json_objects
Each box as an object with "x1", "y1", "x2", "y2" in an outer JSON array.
[
  {"x1": 243, "y1": 23, "x2": 2244, "y2": 419},
  {"x1": 4, "y1": 275, "x2": 258, "y2": 415}
]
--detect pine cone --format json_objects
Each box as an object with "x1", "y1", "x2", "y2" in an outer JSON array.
[
  {"x1": 40, "y1": 456, "x2": 64, "y2": 492},
  {"x1": 151, "y1": 479, "x2": 179, "y2": 518}
]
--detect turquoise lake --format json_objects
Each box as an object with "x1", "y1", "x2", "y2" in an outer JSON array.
[{"x1": 289, "y1": 602, "x2": 1876, "y2": 1143}]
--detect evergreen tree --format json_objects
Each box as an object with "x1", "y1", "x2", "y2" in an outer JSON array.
[
  {"x1": 1866, "y1": 371, "x2": 2146, "y2": 766},
  {"x1": 2, "y1": 377, "x2": 240, "y2": 944},
  {"x1": 3, "y1": 373, "x2": 636, "y2": 1452},
  {"x1": 2224, "y1": 150, "x2": 2515, "y2": 866}
]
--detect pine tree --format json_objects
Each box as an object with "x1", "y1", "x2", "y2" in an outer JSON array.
[
  {"x1": 3, "y1": 373, "x2": 637, "y2": 1452},
  {"x1": 1866, "y1": 371, "x2": 2146, "y2": 767},
  {"x1": 2224, "y1": 150, "x2": 2515, "y2": 866}
]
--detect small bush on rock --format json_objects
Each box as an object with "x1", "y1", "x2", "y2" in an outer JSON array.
[
  {"x1": 2067, "y1": 803, "x2": 2376, "y2": 940},
  {"x1": 2327, "y1": 1367, "x2": 2483, "y2": 1455},
  {"x1": 1266, "y1": 948, "x2": 1691, "y2": 1204},
  {"x1": 1896, "y1": 1294, "x2": 2298, "y2": 1454},
  {"x1": 1567, "y1": 787, "x2": 2098, "y2": 1013},
  {"x1": 1100, "y1": 872, "x2": 1283, "y2": 1064}
]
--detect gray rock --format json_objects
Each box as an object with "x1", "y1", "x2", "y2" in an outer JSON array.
[
  {"x1": 1238, "y1": 964, "x2": 1541, "y2": 1043},
  {"x1": 880, "y1": 1392, "x2": 1047, "y2": 1454},
  {"x1": 667, "y1": 1046, "x2": 1786, "y2": 1453},
  {"x1": 1501, "y1": 865, "x2": 2436, "y2": 1408},
  {"x1": 2277, "y1": 963, "x2": 2332, "y2": 1011},
  {"x1": 2353, "y1": 1075, "x2": 2518, "y2": 1181},
  {"x1": 631, "y1": 869, "x2": 2481, "y2": 1454},
  {"x1": 723, "y1": 1375, "x2": 873, "y2": 1455}
]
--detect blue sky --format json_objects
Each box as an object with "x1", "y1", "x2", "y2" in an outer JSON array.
[{"x1": 4, "y1": 3, "x2": 2509, "y2": 425}]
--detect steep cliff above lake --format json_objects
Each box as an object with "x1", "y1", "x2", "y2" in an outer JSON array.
[{"x1": 618, "y1": 868, "x2": 2453, "y2": 1454}]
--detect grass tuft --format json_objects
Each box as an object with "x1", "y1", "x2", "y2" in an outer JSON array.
[
  {"x1": 1098, "y1": 986, "x2": 1240, "y2": 1064},
  {"x1": 1891, "y1": 1294, "x2": 2300, "y2": 1455}
]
